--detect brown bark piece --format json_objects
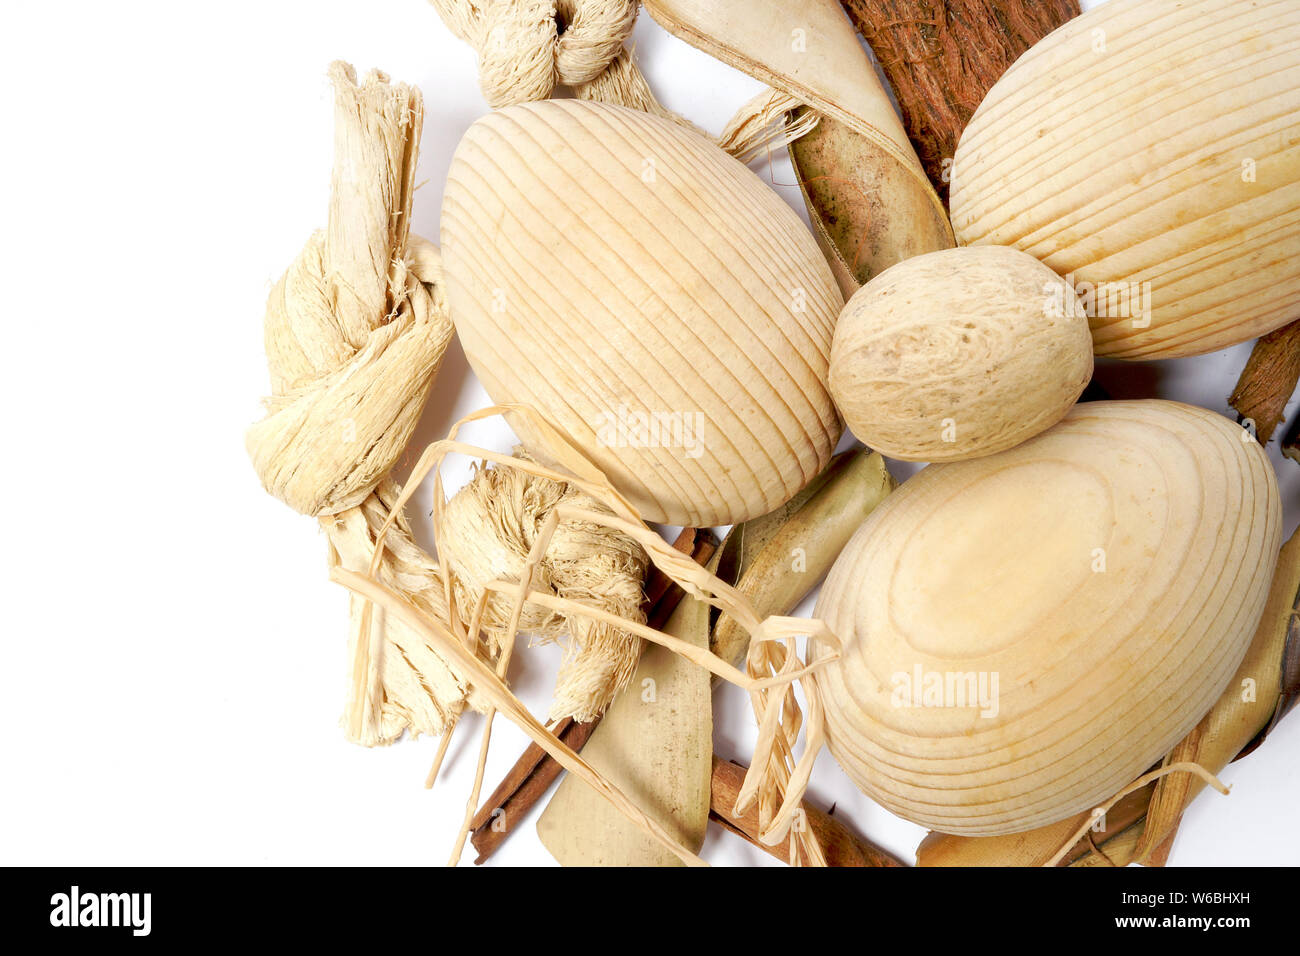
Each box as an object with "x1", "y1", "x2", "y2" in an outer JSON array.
[
  {"x1": 840, "y1": 0, "x2": 1080, "y2": 200},
  {"x1": 1229, "y1": 319, "x2": 1300, "y2": 444}
]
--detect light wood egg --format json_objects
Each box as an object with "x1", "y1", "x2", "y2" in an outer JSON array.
[
  {"x1": 812, "y1": 400, "x2": 1282, "y2": 836},
  {"x1": 440, "y1": 100, "x2": 843, "y2": 526},
  {"x1": 949, "y1": 0, "x2": 1300, "y2": 359}
]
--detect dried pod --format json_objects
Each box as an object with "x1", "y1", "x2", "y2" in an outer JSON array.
[
  {"x1": 441, "y1": 100, "x2": 843, "y2": 526},
  {"x1": 789, "y1": 109, "x2": 954, "y2": 298},
  {"x1": 643, "y1": 0, "x2": 945, "y2": 206},
  {"x1": 950, "y1": 0, "x2": 1300, "y2": 359},
  {"x1": 813, "y1": 401, "x2": 1282, "y2": 836},
  {"x1": 829, "y1": 246, "x2": 1092, "y2": 461},
  {"x1": 640, "y1": 0, "x2": 954, "y2": 296}
]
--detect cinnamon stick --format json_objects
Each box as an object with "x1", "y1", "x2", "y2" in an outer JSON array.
[
  {"x1": 709, "y1": 757, "x2": 904, "y2": 867},
  {"x1": 1229, "y1": 319, "x2": 1300, "y2": 444},
  {"x1": 840, "y1": 0, "x2": 1080, "y2": 200},
  {"x1": 467, "y1": 716, "x2": 600, "y2": 863},
  {"x1": 468, "y1": 527, "x2": 716, "y2": 863}
]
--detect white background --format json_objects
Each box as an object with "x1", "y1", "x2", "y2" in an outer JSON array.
[{"x1": 1, "y1": 0, "x2": 1296, "y2": 866}]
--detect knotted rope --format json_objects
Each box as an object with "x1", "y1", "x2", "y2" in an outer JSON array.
[
  {"x1": 249, "y1": 62, "x2": 655, "y2": 744},
  {"x1": 431, "y1": 0, "x2": 638, "y2": 106},
  {"x1": 442, "y1": 450, "x2": 647, "y2": 723},
  {"x1": 248, "y1": 64, "x2": 447, "y2": 519},
  {"x1": 428, "y1": 0, "x2": 818, "y2": 159},
  {"x1": 247, "y1": 63, "x2": 470, "y2": 745}
]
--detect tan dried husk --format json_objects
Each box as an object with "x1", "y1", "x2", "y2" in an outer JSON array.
[
  {"x1": 322, "y1": 479, "x2": 470, "y2": 743},
  {"x1": 247, "y1": 63, "x2": 444, "y2": 520},
  {"x1": 246, "y1": 62, "x2": 470, "y2": 746},
  {"x1": 642, "y1": 0, "x2": 951, "y2": 254},
  {"x1": 538, "y1": 570, "x2": 714, "y2": 866}
]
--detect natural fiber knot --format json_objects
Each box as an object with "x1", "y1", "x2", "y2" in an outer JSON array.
[
  {"x1": 248, "y1": 62, "x2": 467, "y2": 747},
  {"x1": 247, "y1": 63, "x2": 453, "y2": 517},
  {"x1": 441, "y1": 450, "x2": 648, "y2": 721},
  {"x1": 325, "y1": 479, "x2": 474, "y2": 745},
  {"x1": 431, "y1": 0, "x2": 638, "y2": 107}
]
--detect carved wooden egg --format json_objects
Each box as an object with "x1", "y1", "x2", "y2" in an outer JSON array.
[
  {"x1": 829, "y1": 246, "x2": 1093, "y2": 462},
  {"x1": 440, "y1": 100, "x2": 843, "y2": 526},
  {"x1": 812, "y1": 401, "x2": 1282, "y2": 836},
  {"x1": 949, "y1": 0, "x2": 1300, "y2": 359}
]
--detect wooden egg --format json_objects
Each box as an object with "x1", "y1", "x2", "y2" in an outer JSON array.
[
  {"x1": 812, "y1": 400, "x2": 1281, "y2": 836},
  {"x1": 440, "y1": 100, "x2": 843, "y2": 526},
  {"x1": 829, "y1": 246, "x2": 1092, "y2": 462},
  {"x1": 949, "y1": 0, "x2": 1300, "y2": 359}
]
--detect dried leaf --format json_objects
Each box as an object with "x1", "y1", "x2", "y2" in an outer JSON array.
[{"x1": 537, "y1": 579, "x2": 714, "y2": 866}]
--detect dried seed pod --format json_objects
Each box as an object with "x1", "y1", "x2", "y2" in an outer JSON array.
[
  {"x1": 710, "y1": 448, "x2": 896, "y2": 666},
  {"x1": 440, "y1": 99, "x2": 843, "y2": 526},
  {"x1": 789, "y1": 108, "x2": 955, "y2": 298},
  {"x1": 813, "y1": 401, "x2": 1282, "y2": 836},
  {"x1": 829, "y1": 246, "x2": 1093, "y2": 461},
  {"x1": 950, "y1": 0, "x2": 1300, "y2": 359},
  {"x1": 640, "y1": 0, "x2": 954, "y2": 296}
]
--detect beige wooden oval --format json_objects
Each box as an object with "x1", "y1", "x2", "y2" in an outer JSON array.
[
  {"x1": 813, "y1": 400, "x2": 1281, "y2": 836},
  {"x1": 829, "y1": 246, "x2": 1092, "y2": 461},
  {"x1": 440, "y1": 100, "x2": 843, "y2": 526},
  {"x1": 949, "y1": 0, "x2": 1300, "y2": 360}
]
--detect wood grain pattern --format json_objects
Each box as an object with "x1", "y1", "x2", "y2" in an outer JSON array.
[
  {"x1": 441, "y1": 100, "x2": 843, "y2": 525},
  {"x1": 812, "y1": 400, "x2": 1282, "y2": 836},
  {"x1": 949, "y1": 0, "x2": 1300, "y2": 359},
  {"x1": 830, "y1": 246, "x2": 1093, "y2": 461}
]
